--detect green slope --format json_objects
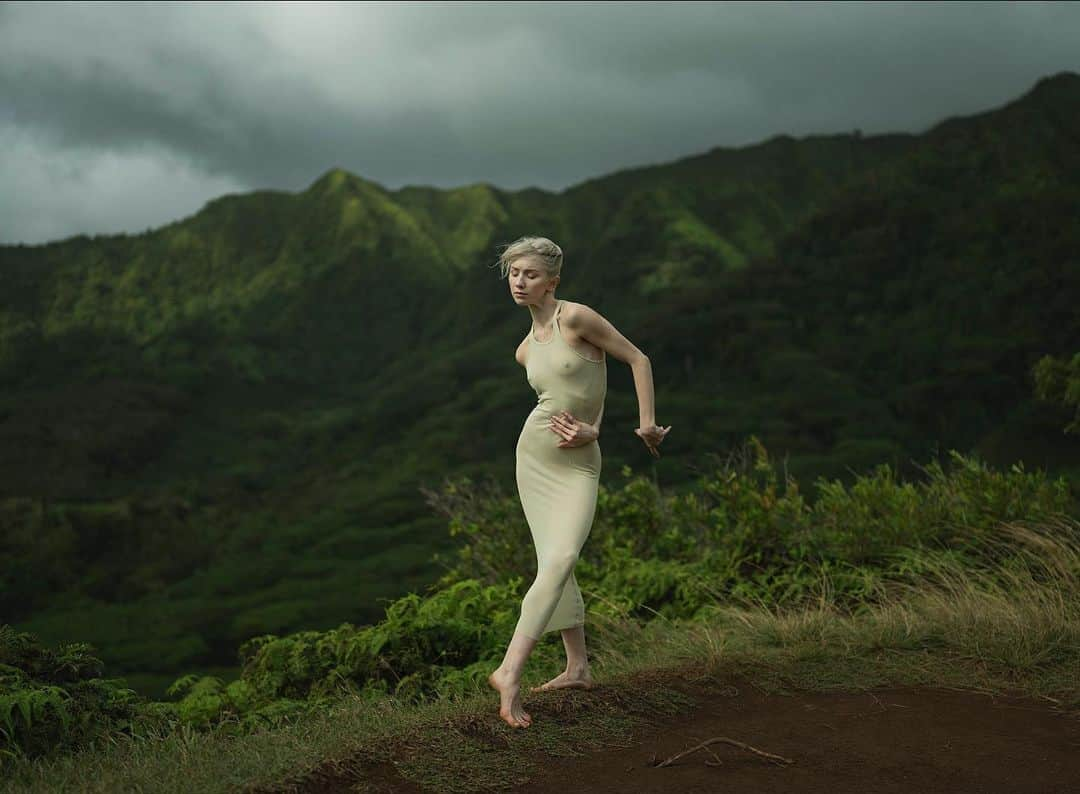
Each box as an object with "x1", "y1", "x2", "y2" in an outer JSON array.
[{"x1": 1, "y1": 71, "x2": 1077, "y2": 698}]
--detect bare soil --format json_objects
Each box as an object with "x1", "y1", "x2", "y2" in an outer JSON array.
[
  {"x1": 285, "y1": 672, "x2": 1080, "y2": 793},
  {"x1": 517, "y1": 675, "x2": 1080, "y2": 794}
]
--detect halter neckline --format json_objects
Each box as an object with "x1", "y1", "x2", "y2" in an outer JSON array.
[{"x1": 531, "y1": 299, "x2": 564, "y2": 345}]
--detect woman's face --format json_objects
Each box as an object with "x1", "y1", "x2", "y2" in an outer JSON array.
[{"x1": 509, "y1": 258, "x2": 553, "y2": 305}]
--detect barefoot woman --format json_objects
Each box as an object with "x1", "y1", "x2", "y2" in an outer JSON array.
[{"x1": 487, "y1": 236, "x2": 672, "y2": 728}]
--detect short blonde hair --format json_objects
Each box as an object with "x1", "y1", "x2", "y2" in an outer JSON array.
[{"x1": 493, "y1": 236, "x2": 563, "y2": 281}]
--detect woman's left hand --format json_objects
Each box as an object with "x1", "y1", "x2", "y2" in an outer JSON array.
[{"x1": 549, "y1": 410, "x2": 598, "y2": 448}]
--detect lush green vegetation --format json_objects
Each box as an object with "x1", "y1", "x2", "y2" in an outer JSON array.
[
  {"x1": 0, "y1": 71, "x2": 1077, "y2": 707},
  {"x1": 1, "y1": 441, "x2": 1077, "y2": 790}
]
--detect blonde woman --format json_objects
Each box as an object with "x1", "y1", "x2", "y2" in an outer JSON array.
[{"x1": 487, "y1": 236, "x2": 672, "y2": 728}]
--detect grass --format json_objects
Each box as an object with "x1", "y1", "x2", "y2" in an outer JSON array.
[{"x1": 3, "y1": 517, "x2": 1078, "y2": 793}]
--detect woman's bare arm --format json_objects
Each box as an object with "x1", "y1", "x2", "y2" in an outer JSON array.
[
  {"x1": 565, "y1": 302, "x2": 654, "y2": 429},
  {"x1": 630, "y1": 355, "x2": 655, "y2": 429}
]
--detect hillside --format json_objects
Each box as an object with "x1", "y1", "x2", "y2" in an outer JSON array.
[{"x1": 1, "y1": 71, "x2": 1077, "y2": 698}]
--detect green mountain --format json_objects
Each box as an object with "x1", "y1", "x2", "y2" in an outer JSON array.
[{"x1": 2, "y1": 71, "x2": 1077, "y2": 698}]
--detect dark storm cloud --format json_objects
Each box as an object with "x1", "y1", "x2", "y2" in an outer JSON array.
[{"x1": 1, "y1": 1, "x2": 1078, "y2": 245}]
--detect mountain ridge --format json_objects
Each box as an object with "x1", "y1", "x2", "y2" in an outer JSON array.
[{"x1": 2, "y1": 70, "x2": 1077, "y2": 698}]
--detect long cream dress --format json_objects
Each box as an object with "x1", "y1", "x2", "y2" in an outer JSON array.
[{"x1": 514, "y1": 299, "x2": 607, "y2": 639}]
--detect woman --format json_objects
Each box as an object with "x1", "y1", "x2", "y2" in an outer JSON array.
[{"x1": 487, "y1": 236, "x2": 672, "y2": 728}]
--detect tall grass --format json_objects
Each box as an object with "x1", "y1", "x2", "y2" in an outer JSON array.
[{"x1": 2, "y1": 444, "x2": 1077, "y2": 791}]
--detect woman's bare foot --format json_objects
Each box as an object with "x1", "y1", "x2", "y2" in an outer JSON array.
[
  {"x1": 530, "y1": 665, "x2": 593, "y2": 692},
  {"x1": 488, "y1": 667, "x2": 532, "y2": 728}
]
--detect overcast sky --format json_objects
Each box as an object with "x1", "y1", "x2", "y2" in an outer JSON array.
[{"x1": 1, "y1": 1, "x2": 1077, "y2": 246}]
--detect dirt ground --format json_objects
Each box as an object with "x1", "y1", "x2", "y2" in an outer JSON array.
[
  {"x1": 292, "y1": 673, "x2": 1080, "y2": 793},
  {"x1": 516, "y1": 676, "x2": 1080, "y2": 794}
]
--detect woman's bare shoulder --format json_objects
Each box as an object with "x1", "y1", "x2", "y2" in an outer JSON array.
[
  {"x1": 561, "y1": 299, "x2": 603, "y2": 324},
  {"x1": 514, "y1": 332, "x2": 529, "y2": 367}
]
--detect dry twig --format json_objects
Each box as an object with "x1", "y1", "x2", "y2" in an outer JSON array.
[{"x1": 656, "y1": 736, "x2": 795, "y2": 767}]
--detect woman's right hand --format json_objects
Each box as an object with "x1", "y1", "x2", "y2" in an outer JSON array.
[
  {"x1": 634, "y1": 424, "x2": 672, "y2": 458},
  {"x1": 550, "y1": 410, "x2": 598, "y2": 448}
]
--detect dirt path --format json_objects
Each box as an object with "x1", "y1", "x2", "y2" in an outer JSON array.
[
  {"x1": 293, "y1": 674, "x2": 1080, "y2": 793},
  {"x1": 517, "y1": 676, "x2": 1080, "y2": 794}
]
